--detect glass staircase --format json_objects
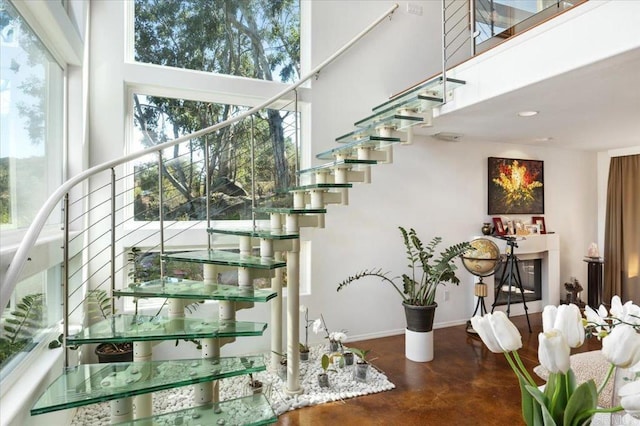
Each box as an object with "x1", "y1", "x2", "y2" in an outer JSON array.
[{"x1": 30, "y1": 74, "x2": 464, "y2": 425}]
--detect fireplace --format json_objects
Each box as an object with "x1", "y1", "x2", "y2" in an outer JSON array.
[{"x1": 493, "y1": 258, "x2": 542, "y2": 306}]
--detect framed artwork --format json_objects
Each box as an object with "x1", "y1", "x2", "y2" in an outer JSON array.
[
  {"x1": 524, "y1": 224, "x2": 539, "y2": 234},
  {"x1": 488, "y1": 157, "x2": 544, "y2": 214},
  {"x1": 532, "y1": 216, "x2": 546, "y2": 234},
  {"x1": 492, "y1": 217, "x2": 505, "y2": 235}
]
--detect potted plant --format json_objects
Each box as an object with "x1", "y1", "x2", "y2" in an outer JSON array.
[
  {"x1": 312, "y1": 314, "x2": 347, "y2": 353},
  {"x1": 337, "y1": 227, "x2": 470, "y2": 361},
  {"x1": 318, "y1": 353, "x2": 341, "y2": 388},
  {"x1": 338, "y1": 227, "x2": 470, "y2": 331},
  {"x1": 299, "y1": 305, "x2": 312, "y2": 361},
  {"x1": 89, "y1": 289, "x2": 134, "y2": 363},
  {"x1": 350, "y1": 347, "x2": 372, "y2": 382}
]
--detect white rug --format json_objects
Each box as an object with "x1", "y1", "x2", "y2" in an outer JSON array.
[{"x1": 71, "y1": 344, "x2": 395, "y2": 424}]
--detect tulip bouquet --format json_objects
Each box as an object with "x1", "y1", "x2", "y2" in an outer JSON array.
[{"x1": 471, "y1": 296, "x2": 640, "y2": 426}]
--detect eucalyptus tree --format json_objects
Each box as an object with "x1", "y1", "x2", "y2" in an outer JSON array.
[{"x1": 133, "y1": 0, "x2": 300, "y2": 220}]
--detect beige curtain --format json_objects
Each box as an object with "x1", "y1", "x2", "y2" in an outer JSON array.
[{"x1": 603, "y1": 154, "x2": 640, "y2": 304}]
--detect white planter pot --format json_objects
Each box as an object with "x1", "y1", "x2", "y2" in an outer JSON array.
[{"x1": 405, "y1": 329, "x2": 433, "y2": 362}]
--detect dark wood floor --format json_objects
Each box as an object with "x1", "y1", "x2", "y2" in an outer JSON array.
[{"x1": 277, "y1": 313, "x2": 602, "y2": 425}]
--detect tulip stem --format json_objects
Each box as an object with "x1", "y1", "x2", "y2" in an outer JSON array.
[
  {"x1": 512, "y1": 351, "x2": 537, "y2": 386},
  {"x1": 597, "y1": 363, "x2": 616, "y2": 395}
]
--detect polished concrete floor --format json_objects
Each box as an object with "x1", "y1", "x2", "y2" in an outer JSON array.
[{"x1": 277, "y1": 313, "x2": 602, "y2": 426}]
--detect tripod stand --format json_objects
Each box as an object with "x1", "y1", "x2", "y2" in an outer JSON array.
[{"x1": 491, "y1": 237, "x2": 532, "y2": 333}]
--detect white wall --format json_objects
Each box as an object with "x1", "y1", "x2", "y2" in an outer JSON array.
[{"x1": 85, "y1": 0, "x2": 606, "y2": 359}]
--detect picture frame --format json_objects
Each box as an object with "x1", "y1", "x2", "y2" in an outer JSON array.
[
  {"x1": 524, "y1": 224, "x2": 539, "y2": 235},
  {"x1": 532, "y1": 216, "x2": 546, "y2": 234},
  {"x1": 492, "y1": 217, "x2": 505, "y2": 235},
  {"x1": 488, "y1": 157, "x2": 544, "y2": 215}
]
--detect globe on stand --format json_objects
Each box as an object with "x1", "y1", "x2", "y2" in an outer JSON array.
[{"x1": 461, "y1": 238, "x2": 501, "y2": 334}]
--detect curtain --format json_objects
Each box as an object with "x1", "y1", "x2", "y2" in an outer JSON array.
[{"x1": 603, "y1": 154, "x2": 640, "y2": 304}]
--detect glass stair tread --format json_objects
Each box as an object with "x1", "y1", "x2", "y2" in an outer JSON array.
[
  {"x1": 354, "y1": 111, "x2": 424, "y2": 131},
  {"x1": 113, "y1": 394, "x2": 277, "y2": 426},
  {"x1": 288, "y1": 183, "x2": 353, "y2": 192},
  {"x1": 316, "y1": 137, "x2": 401, "y2": 160},
  {"x1": 30, "y1": 356, "x2": 266, "y2": 416},
  {"x1": 115, "y1": 280, "x2": 278, "y2": 302},
  {"x1": 164, "y1": 250, "x2": 286, "y2": 270},
  {"x1": 208, "y1": 227, "x2": 299, "y2": 240},
  {"x1": 335, "y1": 132, "x2": 400, "y2": 144},
  {"x1": 298, "y1": 159, "x2": 378, "y2": 175},
  {"x1": 374, "y1": 75, "x2": 466, "y2": 113},
  {"x1": 67, "y1": 314, "x2": 268, "y2": 346},
  {"x1": 254, "y1": 207, "x2": 327, "y2": 214}
]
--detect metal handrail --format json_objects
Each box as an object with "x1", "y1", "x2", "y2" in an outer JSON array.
[{"x1": 1, "y1": 3, "x2": 399, "y2": 313}]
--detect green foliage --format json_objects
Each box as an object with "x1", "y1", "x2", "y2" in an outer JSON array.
[
  {"x1": 337, "y1": 227, "x2": 472, "y2": 306},
  {"x1": 87, "y1": 289, "x2": 113, "y2": 320},
  {"x1": 350, "y1": 347, "x2": 372, "y2": 364},
  {"x1": 320, "y1": 353, "x2": 339, "y2": 373},
  {"x1": 0, "y1": 293, "x2": 44, "y2": 366}
]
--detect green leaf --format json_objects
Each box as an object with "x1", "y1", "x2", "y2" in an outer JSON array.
[
  {"x1": 525, "y1": 384, "x2": 557, "y2": 425},
  {"x1": 564, "y1": 380, "x2": 597, "y2": 426},
  {"x1": 516, "y1": 371, "x2": 540, "y2": 426}
]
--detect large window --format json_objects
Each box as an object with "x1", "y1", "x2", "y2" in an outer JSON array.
[
  {"x1": 131, "y1": 93, "x2": 299, "y2": 221},
  {"x1": 0, "y1": 0, "x2": 64, "y2": 230},
  {"x1": 134, "y1": 0, "x2": 300, "y2": 84}
]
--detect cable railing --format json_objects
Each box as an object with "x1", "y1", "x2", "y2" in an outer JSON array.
[{"x1": 0, "y1": 5, "x2": 398, "y2": 352}]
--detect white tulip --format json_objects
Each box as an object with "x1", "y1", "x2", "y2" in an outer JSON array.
[
  {"x1": 538, "y1": 329, "x2": 571, "y2": 374},
  {"x1": 471, "y1": 311, "x2": 522, "y2": 353},
  {"x1": 542, "y1": 305, "x2": 557, "y2": 333},
  {"x1": 602, "y1": 324, "x2": 640, "y2": 368},
  {"x1": 619, "y1": 380, "x2": 640, "y2": 417},
  {"x1": 555, "y1": 304, "x2": 585, "y2": 348}
]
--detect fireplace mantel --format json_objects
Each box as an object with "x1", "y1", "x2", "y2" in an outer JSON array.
[{"x1": 471, "y1": 234, "x2": 560, "y2": 317}]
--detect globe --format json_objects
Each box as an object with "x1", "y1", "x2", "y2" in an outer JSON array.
[{"x1": 462, "y1": 238, "x2": 501, "y2": 277}]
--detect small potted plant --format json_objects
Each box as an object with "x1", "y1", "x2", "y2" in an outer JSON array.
[
  {"x1": 312, "y1": 314, "x2": 347, "y2": 353},
  {"x1": 343, "y1": 350, "x2": 354, "y2": 366},
  {"x1": 271, "y1": 351, "x2": 288, "y2": 381},
  {"x1": 318, "y1": 353, "x2": 341, "y2": 388},
  {"x1": 350, "y1": 347, "x2": 372, "y2": 382},
  {"x1": 299, "y1": 305, "x2": 312, "y2": 361}
]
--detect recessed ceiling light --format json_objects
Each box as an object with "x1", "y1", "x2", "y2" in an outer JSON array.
[
  {"x1": 518, "y1": 111, "x2": 538, "y2": 117},
  {"x1": 534, "y1": 137, "x2": 553, "y2": 142}
]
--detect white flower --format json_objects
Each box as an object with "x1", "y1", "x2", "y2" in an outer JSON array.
[
  {"x1": 584, "y1": 305, "x2": 609, "y2": 337},
  {"x1": 601, "y1": 323, "x2": 640, "y2": 368},
  {"x1": 543, "y1": 304, "x2": 584, "y2": 348},
  {"x1": 538, "y1": 329, "x2": 571, "y2": 374},
  {"x1": 619, "y1": 380, "x2": 640, "y2": 418},
  {"x1": 329, "y1": 331, "x2": 347, "y2": 342},
  {"x1": 312, "y1": 318, "x2": 324, "y2": 334},
  {"x1": 470, "y1": 311, "x2": 522, "y2": 353},
  {"x1": 299, "y1": 305, "x2": 307, "y2": 314}
]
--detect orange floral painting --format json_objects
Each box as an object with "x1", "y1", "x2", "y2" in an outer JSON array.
[{"x1": 488, "y1": 157, "x2": 544, "y2": 214}]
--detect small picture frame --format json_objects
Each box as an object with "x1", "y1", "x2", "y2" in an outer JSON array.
[
  {"x1": 532, "y1": 216, "x2": 546, "y2": 234},
  {"x1": 492, "y1": 217, "x2": 505, "y2": 235},
  {"x1": 524, "y1": 224, "x2": 539, "y2": 235}
]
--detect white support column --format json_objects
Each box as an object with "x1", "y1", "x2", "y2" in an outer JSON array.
[
  {"x1": 334, "y1": 167, "x2": 349, "y2": 205},
  {"x1": 309, "y1": 189, "x2": 325, "y2": 228},
  {"x1": 195, "y1": 338, "x2": 220, "y2": 406},
  {"x1": 239, "y1": 236, "x2": 252, "y2": 256},
  {"x1": 203, "y1": 264, "x2": 218, "y2": 285},
  {"x1": 270, "y1": 213, "x2": 282, "y2": 232},
  {"x1": 271, "y1": 251, "x2": 284, "y2": 370},
  {"x1": 357, "y1": 148, "x2": 371, "y2": 183},
  {"x1": 293, "y1": 192, "x2": 306, "y2": 209},
  {"x1": 219, "y1": 300, "x2": 236, "y2": 347},
  {"x1": 378, "y1": 127, "x2": 394, "y2": 165},
  {"x1": 285, "y1": 234, "x2": 302, "y2": 395},
  {"x1": 133, "y1": 341, "x2": 152, "y2": 419},
  {"x1": 110, "y1": 398, "x2": 133, "y2": 423}
]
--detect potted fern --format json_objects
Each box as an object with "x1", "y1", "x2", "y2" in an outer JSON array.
[
  {"x1": 90, "y1": 289, "x2": 134, "y2": 363},
  {"x1": 337, "y1": 227, "x2": 470, "y2": 361}
]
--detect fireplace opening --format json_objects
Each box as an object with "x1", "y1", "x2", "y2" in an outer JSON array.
[{"x1": 493, "y1": 258, "x2": 542, "y2": 306}]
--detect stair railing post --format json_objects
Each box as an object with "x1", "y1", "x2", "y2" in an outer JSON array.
[
  {"x1": 157, "y1": 151, "x2": 165, "y2": 278},
  {"x1": 62, "y1": 193, "x2": 70, "y2": 367},
  {"x1": 441, "y1": 0, "x2": 448, "y2": 101},
  {"x1": 294, "y1": 88, "x2": 300, "y2": 187},
  {"x1": 250, "y1": 115, "x2": 256, "y2": 231},
  {"x1": 110, "y1": 168, "x2": 116, "y2": 314},
  {"x1": 205, "y1": 137, "x2": 211, "y2": 250}
]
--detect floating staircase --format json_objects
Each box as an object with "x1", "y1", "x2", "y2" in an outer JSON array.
[{"x1": 30, "y1": 74, "x2": 464, "y2": 424}]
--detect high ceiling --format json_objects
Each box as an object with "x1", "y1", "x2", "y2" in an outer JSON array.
[{"x1": 424, "y1": 47, "x2": 640, "y2": 152}]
